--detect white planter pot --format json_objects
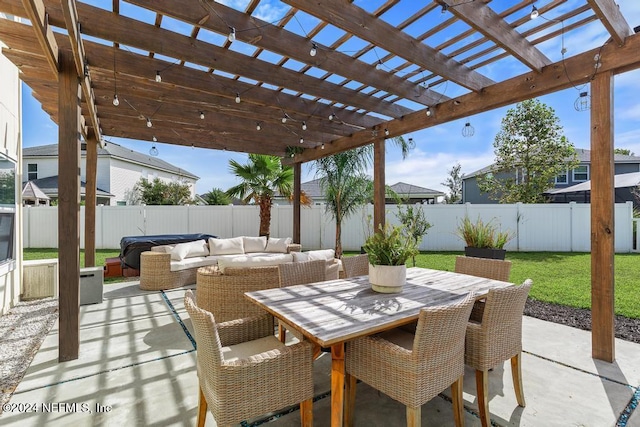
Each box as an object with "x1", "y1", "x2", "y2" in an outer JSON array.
[{"x1": 368, "y1": 264, "x2": 406, "y2": 293}]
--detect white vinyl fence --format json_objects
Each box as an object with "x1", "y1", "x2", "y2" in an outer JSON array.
[{"x1": 22, "y1": 202, "x2": 637, "y2": 253}]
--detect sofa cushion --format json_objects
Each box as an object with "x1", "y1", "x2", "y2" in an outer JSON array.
[
  {"x1": 169, "y1": 256, "x2": 217, "y2": 272},
  {"x1": 151, "y1": 245, "x2": 174, "y2": 253},
  {"x1": 265, "y1": 237, "x2": 292, "y2": 253},
  {"x1": 209, "y1": 237, "x2": 245, "y2": 255},
  {"x1": 170, "y1": 239, "x2": 209, "y2": 261},
  {"x1": 243, "y1": 236, "x2": 267, "y2": 253},
  {"x1": 217, "y1": 253, "x2": 293, "y2": 273},
  {"x1": 292, "y1": 249, "x2": 335, "y2": 262}
]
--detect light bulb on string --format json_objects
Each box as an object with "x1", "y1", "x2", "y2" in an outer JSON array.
[
  {"x1": 256, "y1": 123, "x2": 261, "y2": 131},
  {"x1": 384, "y1": 128, "x2": 390, "y2": 136},
  {"x1": 310, "y1": 43, "x2": 317, "y2": 57},
  {"x1": 321, "y1": 143, "x2": 325, "y2": 150},
  {"x1": 155, "y1": 71, "x2": 161, "y2": 83},
  {"x1": 302, "y1": 121, "x2": 307, "y2": 131},
  {"x1": 228, "y1": 27, "x2": 236, "y2": 42},
  {"x1": 425, "y1": 106, "x2": 432, "y2": 117},
  {"x1": 235, "y1": 93, "x2": 241, "y2": 103},
  {"x1": 375, "y1": 61, "x2": 382, "y2": 71},
  {"x1": 112, "y1": 94, "x2": 119, "y2": 106},
  {"x1": 574, "y1": 92, "x2": 591, "y2": 112},
  {"x1": 152, "y1": 136, "x2": 157, "y2": 142},
  {"x1": 149, "y1": 145, "x2": 159, "y2": 156},
  {"x1": 146, "y1": 118, "x2": 153, "y2": 128},
  {"x1": 329, "y1": 113, "x2": 335, "y2": 121},
  {"x1": 299, "y1": 137, "x2": 304, "y2": 144},
  {"x1": 199, "y1": 111, "x2": 205, "y2": 120},
  {"x1": 441, "y1": 4, "x2": 448, "y2": 13},
  {"x1": 462, "y1": 122, "x2": 475, "y2": 138},
  {"x1": 282, "y1": 114, "x2": 288, "y2": 123},
  {"x1": 530, "y1": 5, "x2": 539, "y2": 19}
]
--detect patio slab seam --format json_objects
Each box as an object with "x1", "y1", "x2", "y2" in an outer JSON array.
[
  {"x1": 616, "y1": 386, "x2": 640, "y2": 427},
  {"x1": 160, "y1": 290, "x2": 196, "y2": 349}
]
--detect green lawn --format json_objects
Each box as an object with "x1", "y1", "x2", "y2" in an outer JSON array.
[{"x1": 24, "y1": 249, "x2": 640, "y2": 319}]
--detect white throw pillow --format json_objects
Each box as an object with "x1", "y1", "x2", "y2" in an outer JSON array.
[
  {"x1": 291, "y1": 251, "x2": 310, "y2": 262},
  {"x1": 243, "y1": 236, "x2": 267, "y2": 253},
  {"x1": 306, "y1": 249, "x2": 335, "y2": 261},
  {"x1": 151, "y1": 245, "x2": 174, "y2": 253},
  {"x1": 170, "y1": 240, "x2": 208, "y2": 261},
  {"x1": 217, "y1": 253, "x2": 293, "y2": 273},
  {"x1": 265, "y1": 237, "x2": 292, "y2": 253},
  {"x1": 209, "y1": 237, "x2": 245, "y2": 255}
]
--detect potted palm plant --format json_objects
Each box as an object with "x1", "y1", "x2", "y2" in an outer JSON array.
[
  {"x1": 362, "y1": 223, "x2": 419, "y2": 293},
  {"x1": 456, "y1": 216, "x2": 513, "y2": 260}
]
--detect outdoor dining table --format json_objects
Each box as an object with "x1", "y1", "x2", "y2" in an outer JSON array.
[{"x1": 244, "y1": 266, "x2": 513, "y2": 427}]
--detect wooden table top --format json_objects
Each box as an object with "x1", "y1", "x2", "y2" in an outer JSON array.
[{"x1": 245, "y1": 267, "x2": 513, "y2": 347}]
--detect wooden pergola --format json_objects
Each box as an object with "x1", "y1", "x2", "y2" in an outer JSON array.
[{"x1": 0, "y1": 0, "x2": 638, "y2": 363}]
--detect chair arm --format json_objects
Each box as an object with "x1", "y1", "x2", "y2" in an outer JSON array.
[
  {"x1": 286, "y1": 243, "x2": 302, "y2": 253},
  {"x1": 217, "y1": 314, "x2": 274, "y2": 347}
]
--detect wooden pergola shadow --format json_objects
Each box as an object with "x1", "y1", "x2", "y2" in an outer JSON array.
[{"x1": 0, "y1": 0, "x2": 638, "y2": 363}]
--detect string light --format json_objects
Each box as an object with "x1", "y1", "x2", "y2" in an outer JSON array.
[
  {"x1": 441, "y1": 4, "x2": 448, "y2": 13},
  {"x1": 282, "y1": 114, "x2": 288, "y2": 123},
  {"x1": 112, "y1": 94, "x2": 119, "y2": 106},
  {"x1": 256, "y1": 122, "x2": 261, "y2": 130},
  {"x1": 299, "y1": 137, "x2": 304, "y2": 144},
  {"x1": 228, "y1": 27, "x2": 236, "y2": 42},
  {"x1": 302, "y1": 121, "x2": 307, "y2": 131},
  {"x1": 146, "y1": 118, "x2": 153, "y2": 128},
  {"x1": 321, "y1": 143, "x2": 325, "y2": 149},
  {"x1": 199, "y1": 111, "x2": 205, "y2": 120},
  {"x1": 530, "y1": 5, "x2": 539, "y2": 19},
  {"x1": 462, "y1": 122, "x2": 475, "y2": 137},
  {"x1": 375, "y1": 61, "x2": 382, "y2": 71},
  {"x1": 155, "y1": 71, "x2": 161, "y2": 83},
  {"x1": 310, "y1": 43, "x2": 317, "y2": 57},
  {"x1": 384, "y1": 128, "x2": 390, "y2": 136},
  {"x1": 425, "y1": 106, "x2": 432, "y2": 117},
  {"x1": 149, "y1": 145, "x2": 159, "y2": 156},
  {"x1": 152, "y1": 136, "x2": 157, "y2": 142},
  {"x1": 235, "y1": 93, "x2": 241, "y2": 103},
  {"x1": 574, "y1": 92, "x2": 591, "y2": 111},
  {"x1": 329, "y1": 113, "x2": 335, "y2": 121}
]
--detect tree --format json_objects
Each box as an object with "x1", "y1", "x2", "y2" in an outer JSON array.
[
  {"x1": 394, "y1": 201, "x2": 431, "y2": 267},
  {"x1": 226, "y1": 154, "x2": 293, "y2": 237},
  {"x1": 314, "y1": 137, "x2": 414, "y2": 257},
  {"x1": 133, "y1": 177, "x2": 193, "y2": 205},
  {"x1": 441, "y1": 162, "x2": 463, "y2": 204},
  {"x1": 202, "y1": 187, "x2": 231, "y2": 205},
  {"x1": 478, "y1": 99, "x2": 578, "y2": 203},
  {"x1": 614, "y1": 148, "x2": 635, "y2": 156}
]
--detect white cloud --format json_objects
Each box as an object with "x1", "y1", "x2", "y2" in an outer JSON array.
[{"x1": 615, "y1": 130, "x2": 640, "y2": 155}]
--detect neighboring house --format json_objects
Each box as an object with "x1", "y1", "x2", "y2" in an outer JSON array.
[
  {"x1": 0, "y1": 11, "x2": 23, "y2": 315},
  {"x1": 462, "y1": 148, "x2": 640, "y2": 204},
  {"x1": 23, "y1": 142, "x2": 199, "y2": 205},
  {"x1": 275, "y1": 179, "x2": 444, "y2": 205},
  {"x1": 545, "y1": 171, "x2": 640, "y2": 207},
  {"x1": 21, "y1": 180, "x2": 50, "y2": 206}
]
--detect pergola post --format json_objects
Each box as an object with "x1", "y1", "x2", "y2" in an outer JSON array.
[
  {"x1": 373, "y1": 138, "x2": 385, "y2": 231},
  {"x1": 590, "y1": 70, "x2": 615, "y2": 362},
  {"x1": 58, "y1": 49, "x2": 81, "y2": 362},
  {"x1": 84, "y1": 132, "x2": 98, "y2": 267},
  {"x1": 293, "y1": 162, "x2": 301, "y2": 244}
]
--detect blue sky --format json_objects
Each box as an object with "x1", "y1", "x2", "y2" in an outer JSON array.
[{"x1": 20, "y1": 1, "x2": 640, "y2": 195}]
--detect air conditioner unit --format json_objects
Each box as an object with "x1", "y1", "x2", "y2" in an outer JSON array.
[
  {"x1": 22, "y1": 259, "x2": 58, "y2": 299},
  {"x1": 80, "y1": 266, "x2": 103, "y2": 305}
]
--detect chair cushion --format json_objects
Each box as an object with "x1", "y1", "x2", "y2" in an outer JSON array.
[
  {"x1": 217, "y1": 253, "x2": 294, "y2": 273},
  {"x1": 243, "y1": 236, "x2": 267, "y2": 253},
  {"x1": 169, "y1": 256, "x2": 216, "y2": 272},
  {"x1": 222, "y1": 335, "x2": 286, "y2": 362},
  {"x1": 292, "y1": 249, "x2": 335, "y2": 262},
  {"x1": 209, "y1": 237, "x2": 245, "y2": 255},
  {"x1": 377, "y1": 328, "x2": 415, "y2": 351},
  {"x1": 170, "y1": 239, "x2": 209, "y2": 261},
  {"x1": 265, "y1": 237, "x2": 292, "y2": 253}
]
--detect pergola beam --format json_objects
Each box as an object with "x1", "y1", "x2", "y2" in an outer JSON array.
[
  {"x1": 20, "y1": 0, "x2": 58, "y2": 78},
  {"x1": 282, "y1": 0, "x2": 495, "y2": 92},
  {"x1": 586, "y1": 0, "x2": 633, "y2": 46},
  {"x1": 445, "y1": 0, "x2": 551, "y2": 72}
]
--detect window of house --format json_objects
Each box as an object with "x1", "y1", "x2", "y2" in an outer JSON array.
[
  {"x1": 573, "y1": 165, "x2": 589, "y2": 182},
  {"x1": 27, "y1": 163, "x2": 37, "y2": 181},
  {"x1": 555, "y1": 169, "x2": 568, "y2": 184},
  {"x1": 0, "y1": 154, "x2": 17, "y2": 271}
]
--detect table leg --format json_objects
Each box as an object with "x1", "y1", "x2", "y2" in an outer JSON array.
[{"x1": 331, "y1": 343, "x2": 345, "y2": 427}]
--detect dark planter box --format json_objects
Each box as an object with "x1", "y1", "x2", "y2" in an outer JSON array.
[{"x1": 464, "y1": 246, "x2": 506, "y2": 260}]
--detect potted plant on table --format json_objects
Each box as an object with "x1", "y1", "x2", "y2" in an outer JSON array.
[
  {"x1": 362, "y1": 223, "x2": 419, "y2": 293},
  {"x1": 456, "y1": 216, "x2": 513, "y2": 260}
]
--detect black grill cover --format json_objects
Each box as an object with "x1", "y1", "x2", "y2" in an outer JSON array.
[{"x1": 119, "y1": 233, "x2": 217, "y2": 270}]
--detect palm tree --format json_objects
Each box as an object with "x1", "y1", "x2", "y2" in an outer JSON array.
[
  {"x1": 315, "y1": 137, "x2": 413, "y2": 257},
  {"x1": 226, "y1": 154, "x2": 293, "y2": 237}
]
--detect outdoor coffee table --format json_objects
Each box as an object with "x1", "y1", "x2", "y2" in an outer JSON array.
[{"x1": 245, "y1": 267, "x2": 513, "y2": 427}]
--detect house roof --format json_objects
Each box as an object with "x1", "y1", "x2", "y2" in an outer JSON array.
[
  {"x1": 546, "y1": 172, "x2": 640, "y2": 194},
  {"x1": 388, "y1": 182, "x2": 444, "y2": 198},
  {"x1": 23, "y1": 142, "x2": 199, "y2": 180},
  {"x1": 26, "y1": 176, "x2": 114, "y2": 198},
  {"x1": 21, "y1": 180, "x2": 49, "y2": 200},
  {"x1": 463, "y1": 148, "x2": 640, "y2": 179}
]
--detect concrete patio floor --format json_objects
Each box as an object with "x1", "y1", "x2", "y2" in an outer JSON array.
[{"x1": 1, "y1": 280, "x2": 639, "y2": 427}]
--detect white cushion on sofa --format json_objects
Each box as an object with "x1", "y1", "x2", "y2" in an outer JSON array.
[
  {"x1": 151, "y1": 245, "x2": 174, "y2": 253},
  {"x1": 170, "y1": 240, "x2": 209, "y2": 261},
  {"x1": 209, "y1": 237, "x2": 244, "y2": 255},
  {"x1": 217, "y1": 253, "x2": 293, "y2": 273},
  {"x1": 265, "y1": 237, "x2": 292, "y2": 253},
  {"x1": 293, "y1": 249, "x2": 335, "y2": 262},
  {"x1": 170, "y1": 256, "x2": 216, "y2": 272},
  {"x1": 243, "y1": 236, "x2": 267, "y2": 253}
]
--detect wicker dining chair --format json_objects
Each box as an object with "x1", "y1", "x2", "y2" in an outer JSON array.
[
  {"x1": 342, "y1": 254, "x2": 370, "y2": 278},
  {"x1": 344, "y1": 294, "x2": 475, "y2": 427},
  {"x1": 455, "y1": 256, "x2": 512, "y2": 322},
  {"x1": 184, "y1": 290, "x2": 314, "y2": 427},
  {"x1": 277, "y1": 259, "x2": 328, "y2": 343},
  {"x1": 465, "y1": 279, "x2": 532, "y2": 427}
]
